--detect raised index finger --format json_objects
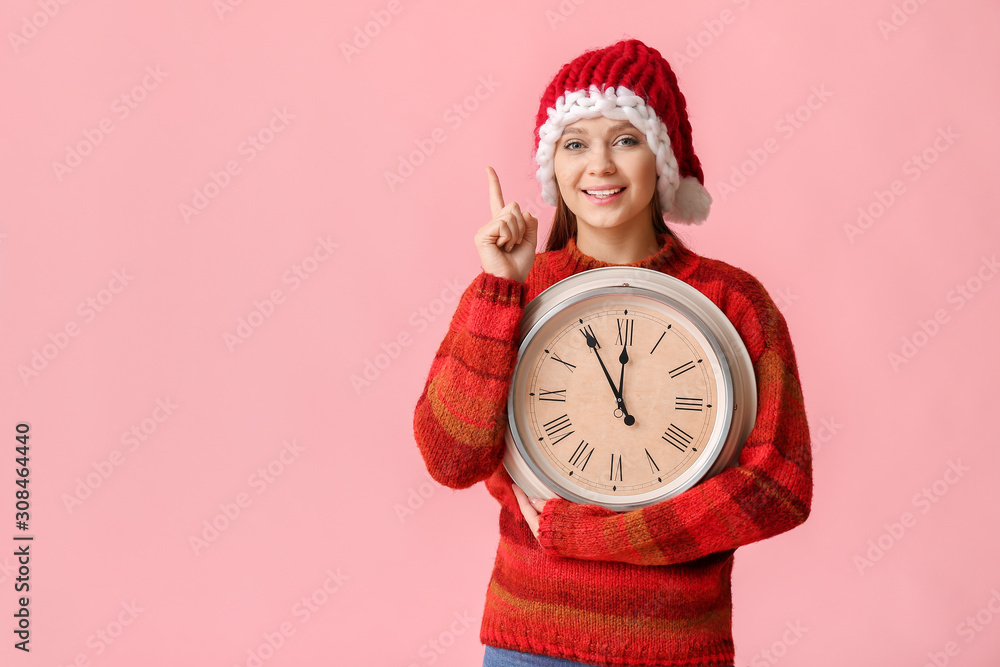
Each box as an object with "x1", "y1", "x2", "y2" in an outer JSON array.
[{"x1": 486, "y1": 165, "x2": 505, "y2": 218}]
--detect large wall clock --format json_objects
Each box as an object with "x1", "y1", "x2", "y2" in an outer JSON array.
[{"x1": 503, "y1": 267, "x2": 757, "y2": 512}]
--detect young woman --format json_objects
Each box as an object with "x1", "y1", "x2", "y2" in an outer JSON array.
[{"x1": 412, "y1": 38, "x2": 813, "y2": 667}]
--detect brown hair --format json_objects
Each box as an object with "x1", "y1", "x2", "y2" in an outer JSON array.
[{"x1": 543, "y1": 186, "x2": 680, "y2": 252}]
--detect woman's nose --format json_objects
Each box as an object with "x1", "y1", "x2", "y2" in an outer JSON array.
[{"x1": 587, "y1": 145, "x2": 615, "y2": 174}]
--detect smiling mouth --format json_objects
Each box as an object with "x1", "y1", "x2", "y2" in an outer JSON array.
[{"x1": 583, "y1": 187, "x2": 625, "y2": 198}]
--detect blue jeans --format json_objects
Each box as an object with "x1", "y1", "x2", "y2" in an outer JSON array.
[
  {"x1": 482, "y1": 645, "x2": 733, "y2": 667},
  {"x1": 483, "y1": 646, "x2": 601, "y2": 666}
]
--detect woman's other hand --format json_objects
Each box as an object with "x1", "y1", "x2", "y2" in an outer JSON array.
[
  {"x1": 476, "y1": 166, "x2": 538, "y2": 283},
  {"x1": 511, "y1": 482, "x2": 550, "y2": 540}
]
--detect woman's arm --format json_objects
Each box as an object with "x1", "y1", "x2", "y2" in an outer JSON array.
[
  {"x1": 534, "y1": 275, "x2": 813, "y2": 565},
  {"x1": 412, "y1": 271, "x2": 528, "y2": 489}
]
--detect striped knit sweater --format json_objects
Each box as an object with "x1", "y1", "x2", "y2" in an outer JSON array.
[{"x1": 412, "y1": 232, "x2": 812, "y2": 667}]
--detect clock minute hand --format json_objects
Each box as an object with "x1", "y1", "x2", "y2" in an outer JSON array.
[{"x1": 580, "y1": 327, "x2": 635, "y2": 426}]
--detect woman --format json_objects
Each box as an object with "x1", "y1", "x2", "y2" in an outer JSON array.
[{"x1": 412, "y1": 38, "x2": 812, "y2": 667}]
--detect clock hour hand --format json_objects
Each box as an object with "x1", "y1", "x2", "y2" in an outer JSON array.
[
  {"x1": 617, "y1": 343, "x2": 635, "y2": 426},
  {"x1": 580, "y1": 327, "x2": 635, "y2": 426},
  {"x1": 618, "y1": 344, "x2": 628, "y2": 397}
]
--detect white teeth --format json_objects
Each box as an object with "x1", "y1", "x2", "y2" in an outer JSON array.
[{"x1": 585, "y1": 188, "x2": 623, "y2": 197}]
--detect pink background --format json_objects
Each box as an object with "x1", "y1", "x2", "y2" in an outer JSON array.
[{"x1": 2, "y1": 0, "x2": 999, "y2": 665}]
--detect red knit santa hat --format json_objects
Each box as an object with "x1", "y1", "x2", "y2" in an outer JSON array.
[{"x1": 533, "y1": 38, "x2": 712, "y2": 224}]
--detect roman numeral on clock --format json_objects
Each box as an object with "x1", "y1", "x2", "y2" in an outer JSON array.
[
  {"x1": 538, "y1": 388, "x2": 567, "y2": 402},
  {"x1": 616, "y1": 318, "x2": 634, "y2": 346},
  {"x1": 610, "y1": 453, "x2": 623, "y2": 481},
  {"x1": 669, "y1": 360, "x2": 696, "y2": 378},
  {"x1": 650, "y1": 331, "x2": 666, "y2": 354},
  {"x1": 662, "y1": 424, "x2": 694, "y2": 452},
  {"x1": 645, "y1": 448, "x2": 660, "y2": 473},
  {"x1": 542, "y1": 414, "x2": 575, "y2": 446},
  {"x1": 675, "y1": 397, "x2": 704, "y2": 411},
  {"x1": 548, "y1": 352, "x2": 577, "y2": 372},
  {"x1": 568, "y1": 440, "x2": 594, "y2": 471}
]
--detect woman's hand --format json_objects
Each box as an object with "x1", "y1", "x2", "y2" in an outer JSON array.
[
  {"x1": 476, "y1": 166, "x2": 538, "y2": 283},
  {"x1": 511, "y1": 482, "x2": 550, "y2": 540}
]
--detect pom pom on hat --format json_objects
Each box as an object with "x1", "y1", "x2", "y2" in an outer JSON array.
[{"x1": 533, "y1": 39, "x2": 712, "y2": 224}]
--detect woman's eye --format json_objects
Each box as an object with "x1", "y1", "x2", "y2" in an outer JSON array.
[{"x1": 562, "y1": 136, "x2": 638, "y2": 150}]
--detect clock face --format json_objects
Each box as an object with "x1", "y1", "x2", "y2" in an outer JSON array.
[{"x1": 507, "y1": 287, "x2": 736, "y2": 510}]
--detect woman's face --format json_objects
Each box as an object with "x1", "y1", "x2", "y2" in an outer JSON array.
[{"x1": 553, "y1": 116, "x2": 658, "y2": 237}]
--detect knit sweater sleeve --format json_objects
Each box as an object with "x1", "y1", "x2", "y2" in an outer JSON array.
[
  {"x1": 412, "y1": 270, "x2": 528, "y2": 489},
  {"x1": 535, "y1": 272, "x2": 812, "y2": 565}
]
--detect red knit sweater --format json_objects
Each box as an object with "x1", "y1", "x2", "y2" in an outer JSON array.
[{"x1": 412, "y1": 232, "x2": 812, "y2": 667}]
